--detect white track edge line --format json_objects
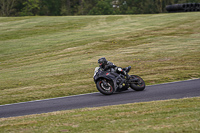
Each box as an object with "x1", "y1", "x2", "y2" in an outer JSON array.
[{"x1": 0, "y1": 78, "x2": 199, "y2": 107}]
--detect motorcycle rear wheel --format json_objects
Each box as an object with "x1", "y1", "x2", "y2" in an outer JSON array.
[
  {"x1": 96, "y1": 79, "x2": 114, "y2": 95},
  {"x1": 130, "y1": 75, "x2": 145, "y2": 91}
]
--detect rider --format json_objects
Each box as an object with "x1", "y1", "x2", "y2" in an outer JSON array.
[{"x1": 98, "y1": 57, "x2": 130, "y2": 79}]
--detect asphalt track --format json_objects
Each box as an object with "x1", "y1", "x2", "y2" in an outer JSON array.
[{"x1": 0, "y1": 79, "x2": 200, "y2": 118}]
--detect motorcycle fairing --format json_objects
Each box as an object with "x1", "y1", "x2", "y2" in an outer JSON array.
[
  {"x1": 94, "y1": 69, "x2": 127, "y2": 92},
  {"x1": 94, "y1": 70, "x2": 120, "y2": 91}
]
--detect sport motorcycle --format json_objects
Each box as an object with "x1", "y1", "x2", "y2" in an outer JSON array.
[{"x1": 93, "y1": 66, "x2": 145, "y2": 95}]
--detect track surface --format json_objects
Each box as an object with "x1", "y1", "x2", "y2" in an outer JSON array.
[{"x1": 0, "y1": 79, "x2": 200, "y2": 118}]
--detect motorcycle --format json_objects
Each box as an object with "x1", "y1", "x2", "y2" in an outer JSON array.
[{"x1": 93, "y1": 66, "x2": 145, "y2": 95}]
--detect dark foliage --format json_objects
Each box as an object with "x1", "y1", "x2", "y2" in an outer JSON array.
[{"x1": 0, "y1": 0, "x2": 199, "y2": 16}]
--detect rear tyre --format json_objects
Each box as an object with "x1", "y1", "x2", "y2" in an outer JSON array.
[
  {"x1": 130, "y1": 75, "x2": 145, "y2": 91},
  {"x1": 96, "y1": 79, "x2": 114, "y2": 95}
]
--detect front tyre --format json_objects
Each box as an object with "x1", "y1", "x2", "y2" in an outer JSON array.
[
  {"x1": 96, "y1": 79, "x2": 114, "y2": 95},
  {"x1": 130, "y1": 75, "x2": 145, "y2": 91}
]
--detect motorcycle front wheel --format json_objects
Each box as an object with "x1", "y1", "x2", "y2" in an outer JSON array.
[
  {"x1": 130, "y1": 75, "x2": 145, "y2": 91},
  {"x1": 96, "y1": 79, "x2": 114, "y2": 95}
]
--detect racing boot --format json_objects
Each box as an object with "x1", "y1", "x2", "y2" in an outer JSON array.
[
  {"x1": 123, "y1": 66, "x2": 131, "y2": 73},
  {"x1": 129, "y1": 76, "x2": 139, "y2": 82},
  {"x1": 122, "y1": 70, "x2": 130, "y2": 80}
]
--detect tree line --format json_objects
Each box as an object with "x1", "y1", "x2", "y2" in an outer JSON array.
[{"x1": 0, "y1": 0, "x2": 199, "y2": 16}]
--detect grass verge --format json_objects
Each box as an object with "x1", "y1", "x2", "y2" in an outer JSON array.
[{"x1": 0, "y1": 97, "x2": 199, "y2": 133}]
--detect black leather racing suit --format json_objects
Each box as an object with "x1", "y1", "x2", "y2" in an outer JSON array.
[{"x1": 100, "y1": 61, "x2": 129, "y2": 78}]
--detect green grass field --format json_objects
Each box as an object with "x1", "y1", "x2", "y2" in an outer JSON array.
[{"x1": 0, "y1": 13, "x2": 200, "y2": 105}]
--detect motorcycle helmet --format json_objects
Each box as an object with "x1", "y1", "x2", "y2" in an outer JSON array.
[{"x1": 98, "y1": 57, "x2": 107, "y2": 67}]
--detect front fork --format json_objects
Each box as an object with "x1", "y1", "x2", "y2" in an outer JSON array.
[{"x1": 102, "y1": 79, "x2": 109, "y2": 87}]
